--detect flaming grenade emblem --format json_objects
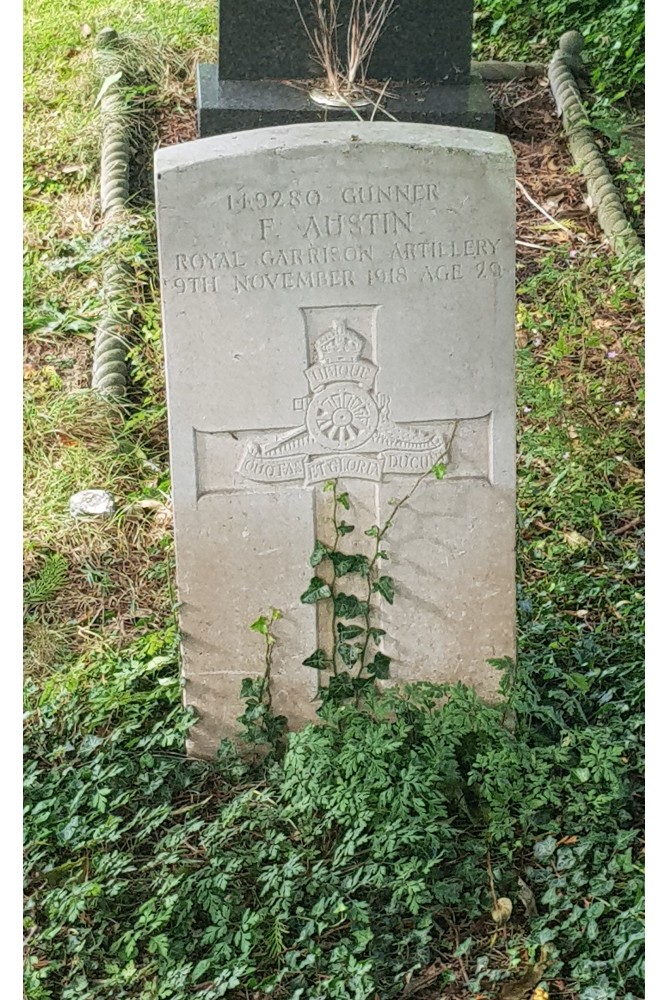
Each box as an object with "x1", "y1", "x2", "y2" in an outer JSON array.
[
  {"x1": 305, "y1": 320, "x2": 379, "y2": 451},
  {"x1": 238, "y1": 312, "x2": 446, "y2": 485}
]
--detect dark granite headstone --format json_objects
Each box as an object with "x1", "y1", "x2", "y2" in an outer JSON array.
[{"x1": 198, "y1": 0, "x2": 494, "y2": 135}]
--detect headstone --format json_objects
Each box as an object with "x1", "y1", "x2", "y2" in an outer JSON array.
[
  {"x1": 155, "y1": 122, "x2": 515, "y2": 758},
  {"x1": 197, "y1": 0, "x2": 494, "y2": 136}
]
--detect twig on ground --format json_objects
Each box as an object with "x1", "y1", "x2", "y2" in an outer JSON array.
[
  {"x1": 516, "y1": 239, "x2": 554, "y2": 251},
  {"x1": 611, "y1": 516, "x2": 643, "y2": 537},
  {"x1": 516, "y1": 178, "x2": 580, "y2": 237},
  {"x1": 486, "y1": 851, "x2": 498, "y2": 909},
  {"x1": 369, "y1": 78, "x2": 396, "y2": 121},
  {"x1": 511, "y1": 87, "x2": 549, "y2": 108}
]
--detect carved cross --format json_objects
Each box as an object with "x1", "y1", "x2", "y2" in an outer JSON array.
[{"x1": 194, "y1": 304, "x2": 491, "y2": 503}]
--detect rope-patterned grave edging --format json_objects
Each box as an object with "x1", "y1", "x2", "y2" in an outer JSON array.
[
  {"x1": 548, "y1": 30, "x2": 644, "y2": 289},
  {"x1": 92, "y1": 27, "x2": 133, "y2": 397}
]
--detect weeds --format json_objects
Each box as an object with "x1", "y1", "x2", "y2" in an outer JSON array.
[
  {"x1": 294, "y1": 0, "x2": 396, "y2": 105},
  {"x1": 24, "y1": 629, "x2": 643, "y2": 999}
]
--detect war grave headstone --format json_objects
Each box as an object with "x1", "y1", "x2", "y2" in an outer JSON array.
[
  {"x1": 197, "y1": 0, "x2": 494, "y2": 136},
  {"x1": 155, "y1": 121, "x2": 515, "y2": 757}
]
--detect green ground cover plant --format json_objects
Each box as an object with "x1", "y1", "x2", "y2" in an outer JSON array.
[
  {"x1": 24, "y1": 2, "x2": 644, "y2": 997},
  {"x1": 474, "y1": 0, "x2": 644, "y2": 106},
  {"x1": 25, "y1": 617, "x2": 643, "y2": 999},
  {"x1": 475, "y1": 0, "x2": 645, "y2": 232}
]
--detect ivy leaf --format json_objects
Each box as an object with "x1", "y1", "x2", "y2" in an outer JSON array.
[
  {"x1": 377, "y1": 550, "x2": 389, "y2": 560},
  {"x1": 330, "y1": 552, "x2": 370, "y2": 578},
  {"x1": 333, "y1": 593, "x2": 369, "y2": 619},
  {"x1": 373, "y1": 576, "x2": 395, "y2": 604},
  {"x1": 337, "y1": 492, "x2": 351, "y2": 510},
  {"x1": 240, "y1": 677, "x2": 261, "y2": 699},
  {"x1": 338, "y1": 521, "x2": 355, "y2": 536},
  {"x1": 533, "y1": 836, "x2": 557, "y2": 862},
  {"x1": 337, "y1": 623, "x2": 365, "y2": 640},
  {"x1": 337, "y1": 642, "x2": 362, "y2": 667},
  {"x1": 365, "y1": 525, "x2": 380, "y2": 537},
  {"x1": 432, "y1": 462, "x2": 447, "y2": 480},
  {"x1": 325, "y1": 671, "x2": 356, "y2": 701},
  {"x1": 366, "y1": 652, "x2": 391, "y2": 679},
  {"x1": 352, "y1": 555, "x2": 371, "y2": 577},
  {"x1": 310, "y1": 540, "x2": 330, "y2": 567},
  {"x1": 303, "y1": 649, "x2": 330, "y2": 669},
  {"x1": 353, "y1": 676, "x2": 375, "y2": 692},
  {"x1": 322, "y1": 480, "x2": 336, "y2": 492},
  {"x1": 329, "y1": 553, "x2": 354, "y2": 577},
  {"x1": 300, "y1": 577, "x2": 332, "y2": 604},
  {"x1": 368, "y1": 627, "x2": 386, "y2": 643},
  {"x1": 249, "y1": 616, "x2": 269, "y2": 635}
]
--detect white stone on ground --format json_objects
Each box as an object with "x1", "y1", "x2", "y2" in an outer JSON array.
[{"x1": 69, "y1": 490, "x2": 116, "y2": 517}]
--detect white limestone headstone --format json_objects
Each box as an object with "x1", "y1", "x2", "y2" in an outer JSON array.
[{"x1": 155, "y1": 123, "x2": 515, "y2": 758}]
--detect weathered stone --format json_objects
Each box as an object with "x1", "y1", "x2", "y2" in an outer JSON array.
[
  {"x1": 155, "y1": 122, "x2": 515, "y2": 758},
  {"x1": 216, "y1": 0, "x2": 474, "y2": 82},
  {"x1": 69, "y1": 489, "x2": 116, "y2": 517},
  {"x1": 197, "y1": 72, "x2": 495, "y2": 136},
  {"x1": 198, "y1": 0, "x2": 494, "y2": 136}
]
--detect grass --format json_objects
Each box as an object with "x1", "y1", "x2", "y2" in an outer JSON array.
[
  {"x1": 22, "y1": 0, "x2": 199, "y2": 672},
  {"x1": 23, "y1": 3, "x2": 644, "y2": 997}
]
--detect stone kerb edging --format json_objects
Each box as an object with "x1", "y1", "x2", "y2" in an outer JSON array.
[
  {"x1": 548, "y1": 31, "x2": 644, "y2": 289},
  {"x1": 472, "y1": 59, "x2": 545, "y2": 81},
  {"x1": 91, "y1": 27, "x2": 133, "y2": 397}
]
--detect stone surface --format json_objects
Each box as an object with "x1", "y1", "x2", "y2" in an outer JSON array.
[
  {"x1": 200, "y1": 0, "x2": 493, "y2": 138},
  {"x1": 197, "y1": 70, "x2": 494, "y2": 137},
  {"x1": 155, "y1": 122, "x2": 515, "y2": 758},
  {"x1": 69, "y1": 489, "x2": 116, "y2": 517},
  {"x1": 217, "y1": 0, "x2": 473, "y2": 83}
]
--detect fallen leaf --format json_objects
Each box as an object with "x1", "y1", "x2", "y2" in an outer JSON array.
[
  {"x1": 499, "y1": 958, "x2": 548, "y2": 1000},
  {"x1": 492, "y1": 897, "x2": 513, "y2": 924},
  {"x1": 94, "y1": 72, "x2": 123, "y2": 108},
  {"x1": 543, "y1": 195, "x2": 564, "y2": 213},
  {"x1": 563, "y1": 530, "x2": 589, "y2": 549},
  {"x1": 398, "y1": 959, "x2": 445, "y2": 997},
  {"x1": 56, "y1": 432, "x2": 78, "y2": 447},
  {"x1": 133, "y1": 499, "x2": 167, "y2": 511},
  {"x1": 81, "y1": 23, "x2": 92, "y2": 37},
  {"x1": 517, "y1": 876, "x2": 538, "y2": 917}
]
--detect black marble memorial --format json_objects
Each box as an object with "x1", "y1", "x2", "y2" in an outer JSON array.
[{"x1": 197, "y1": 0, "x2": 494, "y2": 136}]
